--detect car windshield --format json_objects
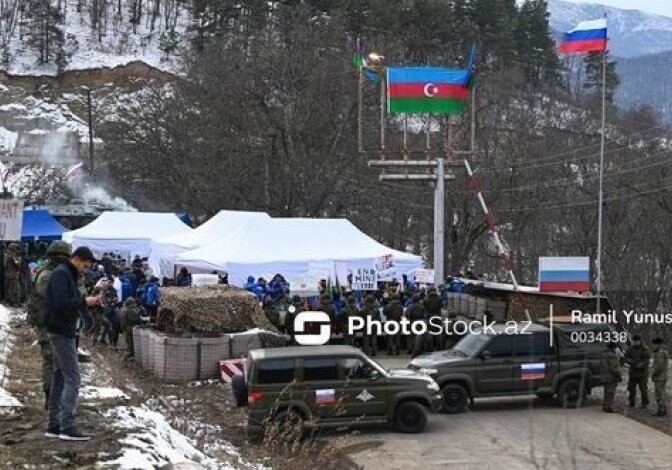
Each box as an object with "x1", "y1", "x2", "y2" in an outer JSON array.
[
  {"x1": 366, "y1": 356, "x2": 390, "y2": 376},
  {"x1": 454, "y1": 333, "x2": 491, "y2": 357}
]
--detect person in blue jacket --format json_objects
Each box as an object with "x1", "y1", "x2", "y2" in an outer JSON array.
[
  {"x1": 119, "y1": 272, "x2": 132, "y2": 301},
  {"x1": 244, "y1": 276, "x2": 255, "y2": 291},
  {"x1": 143, "y1": 276, "x2": 160, "y2": 323},
  {"x1": 331, "y1": 292, "x2": 345, "y2": 314}
]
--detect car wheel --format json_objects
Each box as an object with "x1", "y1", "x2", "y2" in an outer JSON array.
[
  {"x1": 394, "y1": 401, "x2": 428, "y2": 433},
  {"x1": 557, "y1": 377, "x2": 587, "y2": 408},
  {"x1": 273, "y1": 408, "x2": 304, "y2": 441},
  {"x1": 231, "y1": 375, "x2": 248, "y2": 407},
  {"x1": 441, "y1": 383, "x2": 468, "y2": 413}
]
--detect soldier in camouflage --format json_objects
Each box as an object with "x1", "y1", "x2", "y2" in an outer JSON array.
[
  {"x1": 317, "y1": 295, "x2": 336, "y2": 345},
  {"x1": 25, "y1": 240, "x2": 71, "y2": 409},
  {"x1": 4, "y1": 243, "x2": 21, "y2": 306},
  {"x1": 121, "y1": 297, "x2": 143, "y2": 359},
  {"x1": 384, "y1": 294, "x2": 403, "y2": 355},
  {"x1": 623, "y1": 333, "x2": 651, "y2": 408},
  {"x1": 89, "y1": 283, "x2": 107, "y2": 345},
  {"x1": 600, "y1": 342, "x2": 622, "y2": 413},
  {"x1": 423, "y1": 287, "x2": 443, "y2": 351},
  {"x1": 285, "y1": 295, "x2": 304, "y2": 343},
  {"x1": 406, "y1": 294, "x2": 427, "y2": 357},
  {"x1": 340, "y1": 294, "x2": 360, "y2": 347},
  {"x1": 651, "y1": 337, "x2": 668, "y2": 416},
  {"x1": 360, "y1": 295, "x2": 379, "y2": 356}
]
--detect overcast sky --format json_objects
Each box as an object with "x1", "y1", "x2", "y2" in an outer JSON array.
[{"x1": 560, "y1": 0, "x2": 672, "y2": 17}]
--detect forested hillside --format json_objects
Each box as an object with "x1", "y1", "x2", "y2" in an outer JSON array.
[{"x1": 2, "y1": 0, "x2": 672, "y2": 317}]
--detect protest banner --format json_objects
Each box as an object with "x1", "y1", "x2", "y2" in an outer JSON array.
[
  {"x1": 375, "y1": 253, "x2": 396, "y2": 281},
  {"x1": 353, "y1": 267, "x2": 377, "y2": 290},
  {"x1": 0, "y1": 199, "x2": 23, "y2": 241},
  {"x1": 415, "y1": 269, "x2": 435, "y2": 284}
]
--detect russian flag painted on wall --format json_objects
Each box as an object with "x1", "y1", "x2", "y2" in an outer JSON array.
[
  {"x1": 539, "y1": 257, "x2": 590, "y2": 292},
  {"x1": 559, "y1": 18, "x2": 607, "y2": 54}
]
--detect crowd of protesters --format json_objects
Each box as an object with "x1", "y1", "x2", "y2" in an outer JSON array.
[
  {"x1": 243, "y1": 272, "x2": 474, "y2": 358},
  {"x1": 80, "y1": 253, "x2": 160, "y2": 358}
]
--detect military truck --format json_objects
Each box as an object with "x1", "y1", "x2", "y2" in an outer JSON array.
[
  {"x1": 231, "y1": 345, "x2": 442, "y2": 437},
  {"x1": 409, "y1": 322, "x2": 625, "y2": 413}
]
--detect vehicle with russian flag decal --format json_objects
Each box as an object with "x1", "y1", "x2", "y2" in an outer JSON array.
[
  {"x1": 408, "y1": 322, "x2": 623, "y2": 413},
  {"x1": 231, "y1": 345, "x2": 442, "y2": 439}
]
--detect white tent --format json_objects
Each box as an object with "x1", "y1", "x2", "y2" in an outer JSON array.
[
  {"x1": 175, "y1": 218, "x2": 423, "y2": 287},
  {"x1": 62, "y1": 211, "x2": 192, "y2": 259},
  {"x1": 148, "y1": 210, "x2": 270, "y2": 279}
]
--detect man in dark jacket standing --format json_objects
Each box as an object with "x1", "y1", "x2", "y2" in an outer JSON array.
[{"x1": 44, "y1": 247, "x2": 102, "y2": 441}]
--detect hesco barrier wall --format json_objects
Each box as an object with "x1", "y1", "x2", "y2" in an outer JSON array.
[{"x1": 132, "y1": 327, "x2": 287, "y2": 382}]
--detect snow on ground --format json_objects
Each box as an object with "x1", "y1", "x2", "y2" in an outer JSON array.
[
  {"x1": 0, "y1": 95, "x2": 93, "y2": 138},
  {"x1": 0, "y1": 127, "x2": 19, "y2": 154},
  {"x1": 101, "y1": 405, "x2": 239, "y2": 470},
  {"x1": 0, "y1": 161, "x2": 65, "y2": 201},
  {"x1": 77, "y1": 348, "x2": 254, "y2": 468},
  {"x1": 79, "y1": 385, "x2": 130, "y2": 401},
  {"x1": 2, "y1": 0, "x2": 188, "y2": 76},
  {"x1": 0, "y1": 306, "x2": 23, "y2": 412}
]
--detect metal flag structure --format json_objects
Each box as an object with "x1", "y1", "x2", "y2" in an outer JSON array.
[{"x1": 558, "y1": 15, "x2": 609, "y2": 313}]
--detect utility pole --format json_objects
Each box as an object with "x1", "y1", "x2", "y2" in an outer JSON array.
[
  {"x1": 86, "y1": 87, "x2": 94, "y2": 172},
  {"x1": 358, "y1": 50, "x2": 476, "y2": 286},
  {"x1": 433, "y1": 157, "x2": 445, "y2": 284},
  {"x1": 370, "y1": 159, "x2": 455, "y2": 286}
]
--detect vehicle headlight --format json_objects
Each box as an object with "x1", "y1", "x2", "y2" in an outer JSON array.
[
  {"x1": 419, "y1": 368, "x2": 438, "y2": 376},
  {"x1": 427, "y1": 381, "x2": 439, "y2": 391}
]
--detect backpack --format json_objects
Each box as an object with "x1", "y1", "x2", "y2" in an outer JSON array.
[{"x1": 25, "y1": 265, "x2": 55, "y2": 328}]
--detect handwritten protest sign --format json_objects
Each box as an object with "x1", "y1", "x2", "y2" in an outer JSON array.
[
  {"x1": 0, "y1": 200, "x2": 23, "y2": 241},
  {"x1": 353, "y1": 267, "x2": 377, "y2": 291},
  {"x1": 375, "y1": 254, "x2": 396, "y2": 281}
]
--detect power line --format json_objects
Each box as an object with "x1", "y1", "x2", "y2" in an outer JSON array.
[
  {"x1": 472, "y1": 131, "x2": 666, "y2": 174},
  {"x1": 495, "y1": 180, "x2": 672, "y2": 214},
  {"x1": 471, "y1": 147, "x2": 672, "y2": 194}
]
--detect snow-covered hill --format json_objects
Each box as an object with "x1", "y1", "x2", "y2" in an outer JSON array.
[
  {"x1": 0, "y1": 0, "x2": 189, "y2": 76},
  {"x1": 548, "y1": 0, "x2": 672, "y2": 58}
]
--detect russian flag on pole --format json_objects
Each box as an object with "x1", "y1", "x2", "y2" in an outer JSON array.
[
  {"x1": 539, "y1": 257, "x2": 590, "y2": 292},
  {"x1": 559, "y1": 18, "x2": 607, "y2": 54}
]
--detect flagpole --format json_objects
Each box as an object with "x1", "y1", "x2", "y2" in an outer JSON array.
[
  {"x1": 358, "y1": 67, "x2": 363, "y2": 154},
  {"x1": 596, "y1": 34, "x2": 607, "y2": 315}
]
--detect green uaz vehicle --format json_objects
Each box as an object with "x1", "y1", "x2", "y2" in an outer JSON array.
[
  {"x1": 409, "y1": 322, "x2": 625, "y2": 413},
  {"x1": 231, "y1": 345, "x2": 442, "y2": 437}
]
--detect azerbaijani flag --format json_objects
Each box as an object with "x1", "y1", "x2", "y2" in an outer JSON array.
[
  {"x1": 559, "y1": 18, "x2": 607, "y2": 54},
  {"x1": 353, "y1": 38, "x2": 380, "y2": 83},
  {"x1": 539, "y1": 257, "x2": 590, "y2": 292},
  {"x1": 387, "y1": 67, "x2": 471, "y2": 115}
]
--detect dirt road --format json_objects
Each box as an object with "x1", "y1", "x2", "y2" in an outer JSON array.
[{"x1": 343, "y1": 357, "x2": 672, "y2": 470}]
